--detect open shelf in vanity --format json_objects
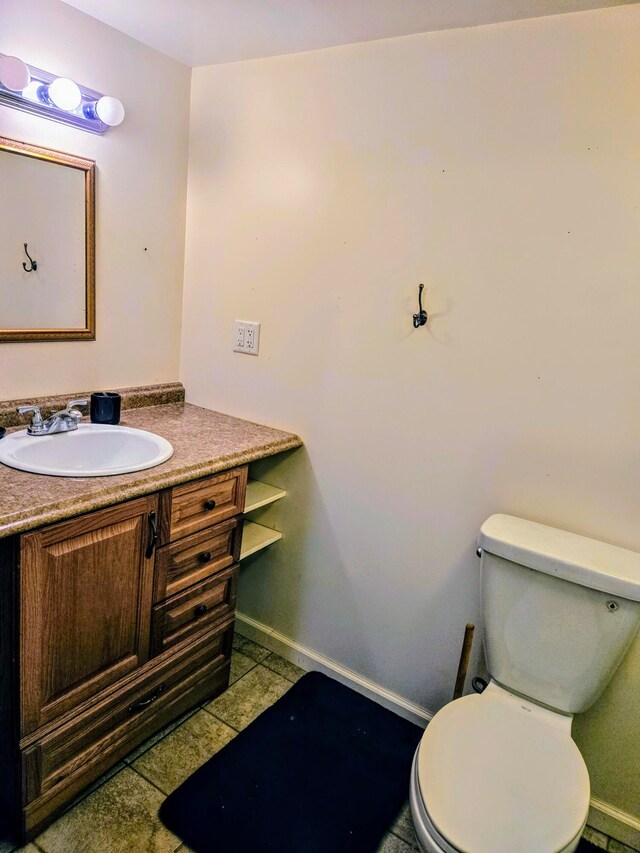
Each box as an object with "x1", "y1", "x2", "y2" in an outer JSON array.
[{"x1": 240, "y1": 479, "x2": 286, "y2": 560}]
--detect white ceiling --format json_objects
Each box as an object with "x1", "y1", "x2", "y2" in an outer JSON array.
[{"x1": 60, "y1": 0, "x2": 638, "y2": 67}]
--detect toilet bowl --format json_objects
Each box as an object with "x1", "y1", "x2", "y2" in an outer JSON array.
[
  {"x1": 409, "y1": 682, "x2": 589, "y2": 853},
  {"x1": 409, "y1": 514, "x2": 640, "y2": 853}
]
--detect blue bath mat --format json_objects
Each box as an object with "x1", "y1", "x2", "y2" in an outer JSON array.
[{"x1": 159, "y1": 671, "x2": 422, "y2": 852}]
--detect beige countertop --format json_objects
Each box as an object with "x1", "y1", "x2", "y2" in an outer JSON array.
[{"x1": 0, "y1": 403, "x2": 302, "y2": 539}]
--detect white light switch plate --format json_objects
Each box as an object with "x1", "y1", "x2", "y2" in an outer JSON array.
[{"x1": 233, "y1": 320, "x2": 260, "y2": 355}]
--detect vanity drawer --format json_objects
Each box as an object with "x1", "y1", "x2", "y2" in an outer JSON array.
[
  {"x1": 21, "y1": 618, "x2": 234, "y2": 835},
  {"x1": 151, "y1": 566, "x2": 238, "y2": 656},
  {"x1": 163, "y1": 466, "x2": 248, "y2": 543},
  {"x1": 154, "y1": 517, "x2": 242, "y2": 603}
]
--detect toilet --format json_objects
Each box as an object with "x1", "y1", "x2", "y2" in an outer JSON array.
[{"x1": 410, "y1": 514, "x2": 640, "y2": 853}]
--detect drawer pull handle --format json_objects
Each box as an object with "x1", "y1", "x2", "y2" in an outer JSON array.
[
  {"x1": 194, "y1": 603, "x2": 208, "y2": 618},
  {"x1": 203, "y1": 499, "x2": 216, "y2": 511},
  {"x1": 145, "y1": 511, "x2": 158, "y2": 559},
  {"x1": 199, "y1": 551, "x2": 212, "y2": 563},
  {"x1": 127, "y1": 682, "x2": 166, "y2": 714}
]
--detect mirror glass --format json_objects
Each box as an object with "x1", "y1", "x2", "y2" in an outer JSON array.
[{"x1": 0, "y1": 137, "x2": 95, "y2": 341}]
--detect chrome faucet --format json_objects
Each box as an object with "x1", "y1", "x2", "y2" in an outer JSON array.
[{"x1": 17, "y1": 400, "x2": 88, "y2": 436}]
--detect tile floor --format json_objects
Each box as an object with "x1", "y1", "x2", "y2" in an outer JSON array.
[
  {"x1": 13, "y1": 632, "x2": 420, "y2": 853},
  {"x1": 582, "y1": 826, "x2": 638, "y2": 853}
]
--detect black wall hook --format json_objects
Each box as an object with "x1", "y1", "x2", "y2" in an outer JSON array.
[
  {"x1": 22, "y1": 243, "x2": 37, "y2": 273},
  {"x1": 412, "y1": 283, "x2": 427, "y2": 328}
]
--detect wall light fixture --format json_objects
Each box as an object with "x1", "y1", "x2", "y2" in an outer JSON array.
[{"x1": 0, "y1": 54, "x2": 125, "y2": 134}]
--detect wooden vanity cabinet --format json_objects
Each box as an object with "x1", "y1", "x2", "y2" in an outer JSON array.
[{"x1": 0, "y1": 466, "x2": 247, "y2": 842}]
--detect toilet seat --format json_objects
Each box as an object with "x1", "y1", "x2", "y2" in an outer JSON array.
[
  {"x1": 410, "y1": 752, "x2": 585, "y2": 853},
  {"x1": 415, "y1": 683, "x2": 590, "y2": 853}
]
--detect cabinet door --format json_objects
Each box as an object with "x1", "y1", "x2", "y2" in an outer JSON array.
[{"x1": 20, "y1": 495, "x2": 158, "y2": 736}]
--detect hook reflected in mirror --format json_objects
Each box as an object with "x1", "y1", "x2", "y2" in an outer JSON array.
[{"x1": 22, "y1": 242, "x2": 37, "y2": 272}]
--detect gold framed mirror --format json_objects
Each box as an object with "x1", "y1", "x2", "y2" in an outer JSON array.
[{"x1": 0, "y1": 136, "x2": 95, "y2": 342}]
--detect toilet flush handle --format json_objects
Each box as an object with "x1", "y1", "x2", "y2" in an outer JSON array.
[{"x1": 476, "y1": 547, "x2": 482, "y2": 558}]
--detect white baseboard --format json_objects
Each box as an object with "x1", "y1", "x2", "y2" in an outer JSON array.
[
  {"x1": 235, "y1": 611, "x2": 433, "y2": 728},
  {"x1": 588, "y1": 797, "x2": 640, "y2": 851}
]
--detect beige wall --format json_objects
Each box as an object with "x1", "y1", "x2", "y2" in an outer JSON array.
[
  {"x1": 181, "y1": 6, "x2": 640, "y2": 821},
  {"x1": 0, "y1": 0, "x2": 190, "y2": 398}
]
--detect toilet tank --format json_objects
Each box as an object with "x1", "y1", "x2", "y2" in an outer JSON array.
[{"x1": 478, "y1": 515, "x2": 640, "y2": 714}]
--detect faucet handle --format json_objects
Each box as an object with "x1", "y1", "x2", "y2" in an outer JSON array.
[
  {"x1": 16, "y1": 405, "x2": 45, "y2": 434},
  {"x1": 17, "y1": 405, "x2": 42, "y2": 421},
  {"x1": 65, "y1": 399, "x2": 88, "y2": 422}
]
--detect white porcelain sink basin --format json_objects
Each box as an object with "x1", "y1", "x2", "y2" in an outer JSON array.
[{"x1": 0, "y1": 423, "x2": 174, "y2": 477}]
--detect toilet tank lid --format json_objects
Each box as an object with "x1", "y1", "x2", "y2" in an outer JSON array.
[{"x1": 478, "y1": 514, "x2": 640, "y2": 602}]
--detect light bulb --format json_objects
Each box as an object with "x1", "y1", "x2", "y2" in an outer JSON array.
[
  {"x1": 84, "y1": 95, "x2": 125, "y2": 127},
  {"x1": 47, "y1": 77, "x2": 81, "y2": 111},
  {"x1": 96, "y1": 96, "x2": 125, "y2": 126},
  {"x1": 0, "y1": 55, "x2": 31, "y2": 91}
]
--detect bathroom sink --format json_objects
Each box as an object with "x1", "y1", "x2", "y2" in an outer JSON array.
[{"x1": 0, "y1": 423, "x2": 174, "y2": 477}]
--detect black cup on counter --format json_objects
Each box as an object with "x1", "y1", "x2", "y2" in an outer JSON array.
[{"x1": 90, "y1": 392, "x2": 121, "y2": 425}]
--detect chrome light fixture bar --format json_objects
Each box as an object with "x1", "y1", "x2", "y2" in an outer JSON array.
[{"x1": 0, "y1": 54, "x2": 124, "y2": 134}]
